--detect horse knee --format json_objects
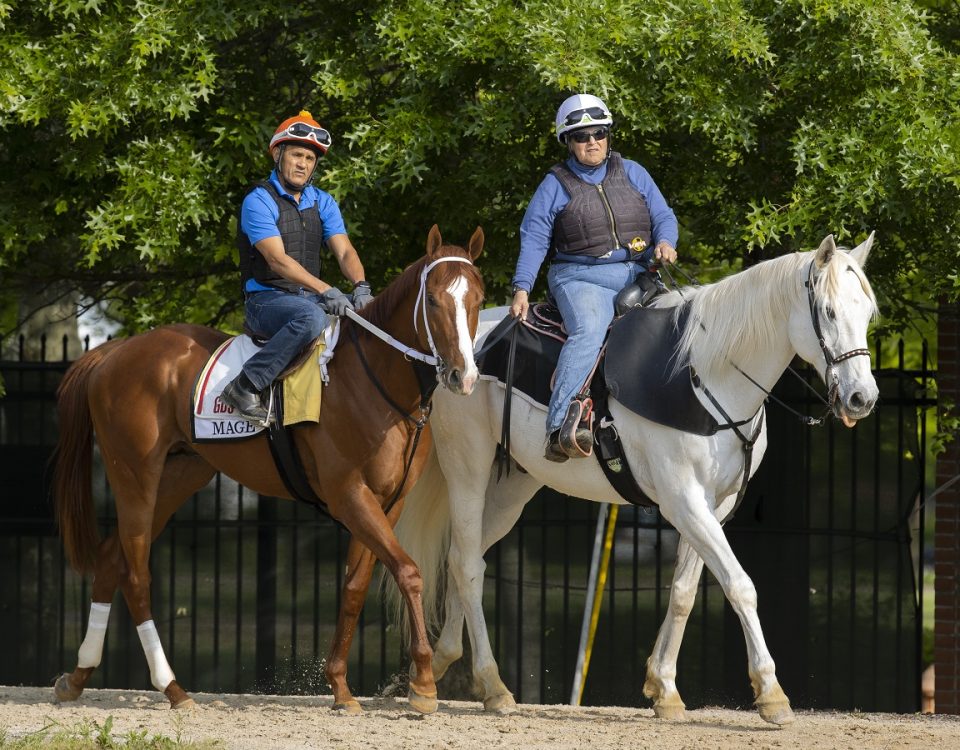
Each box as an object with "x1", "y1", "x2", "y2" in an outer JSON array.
[
  {"x1": 668, "y1": 580, "x2": 698, "y2": 619},
  {"x1": 394, "y1": 562, "x2": 424, "y2": 598},
  {"x1": 726, "y1": 574, "x2": 758, "y2": 612}
]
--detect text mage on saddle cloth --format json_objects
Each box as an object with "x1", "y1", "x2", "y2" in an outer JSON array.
[{"x1": 191, "y1": 328, "x2": 337, "y2": 441}]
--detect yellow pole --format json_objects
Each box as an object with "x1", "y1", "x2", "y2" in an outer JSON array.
[{"x1": 573, "y1": 503, "x2": 619, "y2": 705}]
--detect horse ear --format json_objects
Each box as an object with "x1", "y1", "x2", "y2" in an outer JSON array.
[
  {"x1": 814, "y1": 234, "x2": 837, "y2": 268},
  {"x1": 848, "y1": 230, "x2": 874, "y2": 268},
  {"x1": 467, "y1": 226, "x2": 484, "y2": 261},
  {"x1": 426, "y1": 224, "x2": 443, "y2": 258}
]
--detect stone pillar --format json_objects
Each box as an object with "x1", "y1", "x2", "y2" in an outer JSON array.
[{"x1": 934, "y1": 298, "x2": 960, "y2": 713}]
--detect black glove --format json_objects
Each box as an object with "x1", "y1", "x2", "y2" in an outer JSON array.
[
  {"x1": 351, "y1": 281, "x2": 375, "y2": 311},
  {"x1": 320, "y1": 287, "x2": 355, "y2": 316}
]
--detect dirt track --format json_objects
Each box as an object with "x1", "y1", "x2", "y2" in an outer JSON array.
[{"x1": 1, "y1": 686, "x2": 958, "y2": 749}]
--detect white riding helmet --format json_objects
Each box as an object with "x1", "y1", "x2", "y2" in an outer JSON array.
[{"x1": 555, "y1": 94, "x2": 614, "y2": 142}]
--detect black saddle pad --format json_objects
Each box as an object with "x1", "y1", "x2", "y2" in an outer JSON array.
[
  {"x1": 477, "y1": 314, "x2": 563, "y2": 407},
  {"x1": 604, "y1": 305, "x2": 720, "y2": 436},
  {"x1": 478, "y1": 303, "x2": 721, "y2": 436}
]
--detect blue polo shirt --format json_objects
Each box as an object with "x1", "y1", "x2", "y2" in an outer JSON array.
[
  {"x1": 240, "y1": 170, "x2": 348, "y2": 292},
  {"x1": 512, "y1": 155, "x2": 679, "y2": 293}
]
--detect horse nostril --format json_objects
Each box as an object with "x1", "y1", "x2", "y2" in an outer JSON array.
[
  {"x1": 849, "y1": 391, "x2": 865, "y2": 410},
  {"x1": 448, "y1": 369, "x2": 462, "y2": 388}
]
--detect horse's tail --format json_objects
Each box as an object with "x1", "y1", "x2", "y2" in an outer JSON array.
[
  {"x1": 387, "y1": 444, "x2": 451, "y2": 639},
  {"x1": 53, "y1": 342, "x2": 118, "y2": 575}
]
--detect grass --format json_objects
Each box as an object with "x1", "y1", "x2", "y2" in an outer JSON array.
[{"x1": 0, "y1": 715, "x2": 221, "y2": 749}]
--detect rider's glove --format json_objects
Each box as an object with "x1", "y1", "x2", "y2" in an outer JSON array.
[
  {"x1": 351, "y1": 281, "x2": 375, "y2": 311},
  {"x1": 320, "y1": 288, "x2": 355, "y2": 316}
]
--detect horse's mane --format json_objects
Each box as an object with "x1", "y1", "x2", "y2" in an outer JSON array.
[
  {"x1": 358, "y1": 245, "x2": 481, "y2": 331},
  {"x1": 673, "y1": 249, "x2": 876, "y2": 380}
]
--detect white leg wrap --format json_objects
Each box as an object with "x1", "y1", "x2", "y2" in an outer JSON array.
[
  {"x1": 136, "y1": 620, "x2": 176, "y2": 692},
  {"x1": 77, "y1": 602, "x2": 112, "y2": 668}
]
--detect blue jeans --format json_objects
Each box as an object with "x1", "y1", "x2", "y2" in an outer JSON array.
[
  {"x1": 545, "y1": 261, "x2": 646, "y2": 433},
  {"x1": 241, "y1": 290, "x2": 329, "y2": 391}
]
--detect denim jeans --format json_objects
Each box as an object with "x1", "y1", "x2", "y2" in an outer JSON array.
[
  {"x1": 545, "y1": 260, "x2": 645, "y2": 433},
  {"x1": 241, "y1": 290, "x2": 329, "y2": 391}
]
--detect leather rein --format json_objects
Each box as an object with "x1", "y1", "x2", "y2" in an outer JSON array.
[{"x1": 345, "y1": 256, "x2": 476, "y2": 517}]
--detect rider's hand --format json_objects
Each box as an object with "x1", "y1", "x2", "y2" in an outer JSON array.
[
  {"x1": 351, "y1": 281, "x2": 374, "y2": 311},
  {"x1": 320, "y1": 287, "x2": 355, "y2": 316},
  {"x1": 654, "y1": 241, "x2": 677, "y2": 265},
  {"x1": 510, "y1": 288, "x2": 529, "y2": 320}
]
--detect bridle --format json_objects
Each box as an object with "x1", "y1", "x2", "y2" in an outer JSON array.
[
  {"x1": 345, "y1": 255, "x2": 476, "y2": 382},
  {"x1": 803, "y1": 259, "x2": 872, "y2": 409},
  {"x1": 340, "y1": 254, "x2": 477, "y2": 517}
]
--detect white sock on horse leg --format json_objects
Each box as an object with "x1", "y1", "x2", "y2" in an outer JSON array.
[
  {"x1": 77, "y1": 602, "x2": 111, "y2": 668},
  {"x1": 136, "y1": 620, "x2": 176, "y2": 691}
]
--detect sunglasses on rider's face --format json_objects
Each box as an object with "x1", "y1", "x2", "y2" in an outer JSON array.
[
  {"x1": 563, "y1": 107, "x2": 609, "y2": 127},
  {"x1": 282, "y1": 122, "x2": 332, "y2": 147},
  {"x1": 569, "y1": 127, "x2": 609, "y2": 144}
]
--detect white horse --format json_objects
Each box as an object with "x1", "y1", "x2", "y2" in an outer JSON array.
[{"x1": 393, "y1": 234, "x2": 878, "y2": 724}]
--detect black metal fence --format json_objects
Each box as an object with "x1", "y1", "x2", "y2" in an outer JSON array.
[{"x1": 0, "y1": 334, "x2": 934, "y2": 712}]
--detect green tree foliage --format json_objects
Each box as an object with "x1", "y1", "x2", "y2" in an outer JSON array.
[{"x1": 1, "y1": 0, "x2": 957, "y2": 337}]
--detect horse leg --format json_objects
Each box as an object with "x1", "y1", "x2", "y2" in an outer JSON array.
[
  {"x1": 54, "y1": 532, "x2": 126, "y2": 701},
  {"x1": 446, "y1": 465, "x2": 541, "y2": 712},
  {"x1": 659, "y1": 489, "x2": 794, "y2": 725},
  {"x1": 114, "y1": 453, "x2": 215, "y2": 708},
  {"x1": 641, "y1": 538, "x2": 703, "y2": 719},
  {"x1": 324, "y1": 538, "x2": 377, "y2": 714},
  {"x1": 643, "y1": 493, "x2": 738, "y2": 720},
  {"x1": 336, "y1": 491, "x2": 438, "y2": 715},
  {"x1": 430, "y1": 580, "x2": 465, "y2": 683}
]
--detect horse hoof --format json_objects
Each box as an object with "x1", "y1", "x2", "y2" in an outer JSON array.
[
  {"x1": 333, "y1": 700, "x2": 362, "y2": 715},
  {"x1": 652, "y1": 697, "x2": 687, "y2": 721},
  {"x1": 54, "y1": 674, "x2": 83, "y2": 702},
  {"x1": 164, "y1": 681, "x2": 195, "y2": 709},
  {"x1": 407, "y1": 690, "x2": 439, "y2": 714},
  {"x1": 756, "y1": 684, "x2": 795, "y2": 726},
  {"x1": 757, "y1": 700, "x2": 795, "y2": 726},
  {"x1": 483, "y1": 692, "x2": 516, "y2": 714}
]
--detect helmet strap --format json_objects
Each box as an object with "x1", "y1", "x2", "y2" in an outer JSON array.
[{"x1": 274, "y1": 143, "x2": 319, "y2": 193}]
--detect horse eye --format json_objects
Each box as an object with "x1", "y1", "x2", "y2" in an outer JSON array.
[
  {"x1": 427, "y1": 294, "x2": 439, "y2": 307},
  {"x1": 825, "y1": 305, "x2": 836, "y2": 321}
]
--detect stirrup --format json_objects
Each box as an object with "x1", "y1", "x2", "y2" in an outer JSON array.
[{"x1": 559, "y1": 395, "x2": 594, "y2": 458}]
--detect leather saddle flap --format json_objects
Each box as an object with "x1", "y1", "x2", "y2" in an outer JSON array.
[
  {"x1": 478, "y1": 312, "x2": 564, "y2": 407},
  {"x1": 604, "y1": 304, "x2": 720, "y2": 436}
]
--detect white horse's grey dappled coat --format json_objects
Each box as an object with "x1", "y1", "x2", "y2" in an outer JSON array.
[{"x1": 393, "y1": 234, "x2": 878, "y2": 724}]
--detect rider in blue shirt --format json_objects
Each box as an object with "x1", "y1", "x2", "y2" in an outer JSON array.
[
  {"x1": 222, "y1": 111, "x2": 374, "y2": 423},
  {"x1": 509, "y1": 94, "x2": 679, "y2": 461}
]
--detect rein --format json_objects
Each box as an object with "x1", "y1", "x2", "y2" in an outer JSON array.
[
  {"x1": 658, "y1": 257, "x2": 870, "y2": 522},
  {"x1": 343, "y1": 255, "x2": 475, "y2": 516}
]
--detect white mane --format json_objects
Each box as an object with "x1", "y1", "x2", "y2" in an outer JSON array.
[{"x1": 672, "y1": 250, "x2": 876, "y2": 380}]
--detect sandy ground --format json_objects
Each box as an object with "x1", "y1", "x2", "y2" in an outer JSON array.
[{"x1": 1, "y1": 686, "x2": 958, "y2": 749}]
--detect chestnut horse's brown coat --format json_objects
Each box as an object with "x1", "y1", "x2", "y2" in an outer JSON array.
[{"x1": 53, "y1": 226, "x2": 485, "y2": 713}]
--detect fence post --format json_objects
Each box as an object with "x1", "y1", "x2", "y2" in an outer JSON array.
[
  {"x1": 256, "y1": 495, "x2": 278, "y2": 691},
  {"x1": 934, "y1": 298, "x2": 960, "y2": 714}
]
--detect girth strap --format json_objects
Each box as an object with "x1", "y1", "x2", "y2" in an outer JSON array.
[
  {"x1": 590, "y1": 368, "x2": 657, "y2": 508},
  {"x1": 265, "y1": 384, "x2": 344, "y2": 529}
]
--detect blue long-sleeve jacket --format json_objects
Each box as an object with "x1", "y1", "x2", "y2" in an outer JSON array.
[{"x1": 512, "y1": 156, "x2": 679, "y2": 292}]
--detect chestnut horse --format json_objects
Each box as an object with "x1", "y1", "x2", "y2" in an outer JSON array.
[{"x1": 52, "y1": 225, "x2": 485, "y2": 714}]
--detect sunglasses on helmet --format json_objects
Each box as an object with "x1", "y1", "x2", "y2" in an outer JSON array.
[
  {"x1": 563, "y1": 106, "x2": 610, "y2": 127},
  {"x1": 278, "y1": 122, "x2": 332, "y2": 147},
  {"x1": 569, "y1": 126, "x2": 610, "y2": 144}
]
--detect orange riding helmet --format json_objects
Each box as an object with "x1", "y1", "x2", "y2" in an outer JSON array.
[{"x1": 268, "y1": 110, "x2": 332, "y2": 156}]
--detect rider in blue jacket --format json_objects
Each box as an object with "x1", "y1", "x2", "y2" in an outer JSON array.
[
  {"x1": 222, "y1": 111, "x2": 374, "y2": 423},
  {"x1": 509, "y1": 94, "x2": 679, "y2": 461}
]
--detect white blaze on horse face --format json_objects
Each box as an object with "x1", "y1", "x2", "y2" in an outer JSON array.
[
  {"x1": 832, "y1": 262, "x2": 879, "y2": 421},
  {"x1": 447, "y1": 274, "x2": 479, "y2": 393}
]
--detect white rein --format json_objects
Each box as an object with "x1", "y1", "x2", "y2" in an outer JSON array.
[{"x1": 343, "y1": 256, "x2": 474, "y2": 370}]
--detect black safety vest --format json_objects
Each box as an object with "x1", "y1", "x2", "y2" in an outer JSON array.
[
  {"x1": 237, "y1": 180, "x2": 324, "y2": 295},
  {"x1": 549, "y1": 152, "x2": 652, "y2": 259}
]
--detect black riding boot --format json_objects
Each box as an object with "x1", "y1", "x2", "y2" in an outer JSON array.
[{"x1": 221, "y1": 372, "x2": 269, "y2": 423}]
